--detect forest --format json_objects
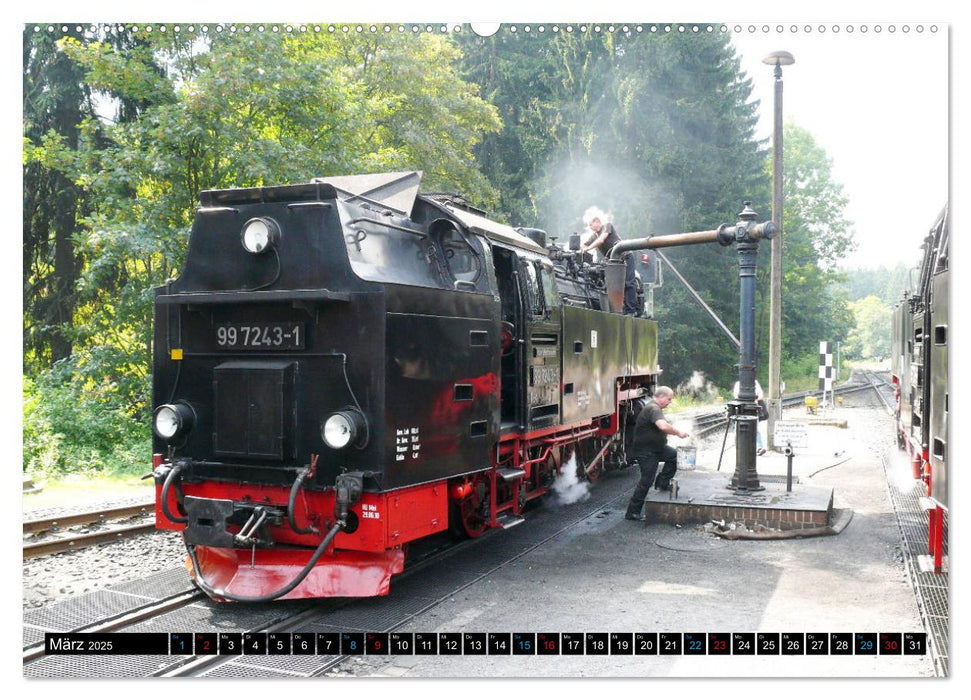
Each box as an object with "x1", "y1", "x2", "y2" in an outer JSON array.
[{"x1": 24, "y1": 23, "x2": 879, "y2": 478}]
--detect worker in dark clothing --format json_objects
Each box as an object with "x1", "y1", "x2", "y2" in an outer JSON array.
[
  {"x1": 581, "y1": 207, "x2": 639, "y2": 315},
  {"x1": 625, "y1": 386, "x2": 689, "y2": 521}
]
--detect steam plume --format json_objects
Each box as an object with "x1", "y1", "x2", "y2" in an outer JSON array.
[{"x1": 551, "y1": 453, "x2": 591, "y2": 505}]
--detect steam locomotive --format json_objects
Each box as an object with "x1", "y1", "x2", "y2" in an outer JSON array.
[
  {"x1": 890, "y1": 204, "x2": 949, "y2": 572},
  {"x1": 151, "y1": 172, "x2": 659, "y2": 601}
]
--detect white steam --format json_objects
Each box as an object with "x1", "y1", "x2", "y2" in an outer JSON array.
[
  {"x1": 534, "y1": 159, "x2": 677, "y2": 242},
  {"x1": 677, "y1": 370, "x2": 718, "y2": 401},
  {"x1": 889, "y1": 450, "x2": 923, "y2": 494},
  {"x1": 551, "y1": 453, "x2": 591, "y2": 505}
]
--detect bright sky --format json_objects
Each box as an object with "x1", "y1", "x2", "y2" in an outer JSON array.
[{"x1": 730, "y1": 26, "x2": 949, "y2": 270}]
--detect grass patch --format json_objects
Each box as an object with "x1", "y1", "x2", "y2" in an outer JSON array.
[{"x1": 23, "y1": 472, "x2": 154, "y2": 511}]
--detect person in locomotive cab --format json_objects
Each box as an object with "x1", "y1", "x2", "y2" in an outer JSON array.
[
  {"x1": 625, "y1": 386, "x2": 689, "y2": 521},
  {"x1": 580, "y1": 206, "x2": 639, "y2": 315}
]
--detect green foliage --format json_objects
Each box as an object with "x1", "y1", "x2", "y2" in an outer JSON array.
[
  {"x1": 839, "y1": 263, "x2": 912, "y2": 305},
  {"x1": 23, "y1": 367, "x2": 149, "y2": 477},
  {"x1": 770, "y1": 124, "x2": 856, "y2": 386},
  {"x1": 844, "y1": 295, "x2": 892, "y2": 360},
  {"x1": 23, "y1": 27, "x2": 94, "y2": 371},
  {"x1": 460, "y1": 30, "x2": 766, "y2": 388},
  {"x1": 781, "y1": 353, "x2": 826, "y2": 393},
  {"x1": 22, "y1": 26, "x2": 865, "y2": 477},
  {"x1": 24, "y1": 27, "x2": 503, "y2": 477}
]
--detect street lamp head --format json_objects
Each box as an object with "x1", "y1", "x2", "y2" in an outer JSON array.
[{"x1": 762, "y1": 50, "x2": 795, "y2": 67}]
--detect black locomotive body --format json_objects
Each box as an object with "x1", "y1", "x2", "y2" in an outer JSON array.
[
  {"x1": 890, "y1": 205, "x2": 948, "y2": 571},
  {"x1": 152, "y1": 172, "x2": 658, "y2": 600}
]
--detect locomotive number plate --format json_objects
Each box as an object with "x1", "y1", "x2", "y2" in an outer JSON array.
[{"x1": 215, "y1": 323, "x2": 305, "y2": 350}]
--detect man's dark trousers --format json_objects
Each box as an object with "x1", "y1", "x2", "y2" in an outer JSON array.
[{"x1": 626, "y1": 444, "x2": 678, "y2": 516}]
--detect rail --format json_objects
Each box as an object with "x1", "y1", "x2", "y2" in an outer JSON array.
[{"x1": 23, "y1": 501, "x2": 157, "y2": 560}]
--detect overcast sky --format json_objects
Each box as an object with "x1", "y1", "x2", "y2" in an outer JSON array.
[{"x1": 730, "y1": 25, "x2": 948, "y2": 270}]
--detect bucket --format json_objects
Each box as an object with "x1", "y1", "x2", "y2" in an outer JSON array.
[{"x1": 677, "y1": 445, "x2": 697, "y2": 470}]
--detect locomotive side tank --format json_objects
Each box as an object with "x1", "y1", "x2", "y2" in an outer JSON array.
[{"x1": 152, "y1": 172, "x2": 658, "y2": 600}]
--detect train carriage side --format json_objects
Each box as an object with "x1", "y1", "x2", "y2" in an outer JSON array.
[
  {"x1": 891, "y1": 205, "x2": 948, "y2": 574},
  {"x1": 891, "y1": 298, "x2": 912, "y2": 450},
  {"x1": 929, "y1": 266, "x2": 948, "y2": 506},
  {"x1": 928, "y1": 212, "x2": 948, "y2": 507}
]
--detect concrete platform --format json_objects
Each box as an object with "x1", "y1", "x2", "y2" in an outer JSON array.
[{"x1": 643, "y1": 469, "x2": 834, "y2": 531}]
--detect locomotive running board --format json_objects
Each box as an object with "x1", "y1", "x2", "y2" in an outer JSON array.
[
  {"x1": 496, "y1": 514, "x2": 525, "y2": 529},
  {"x1": 187, "y1": 545, "x2": 406, "y2": 600}
]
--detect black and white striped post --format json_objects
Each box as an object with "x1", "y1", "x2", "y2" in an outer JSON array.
[{"x1": 818, "y1": 341, "x2": 834, "y2": 406}]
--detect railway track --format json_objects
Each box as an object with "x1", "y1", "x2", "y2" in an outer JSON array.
[
  {"x1": 160, "y1": 481, "x2": 639, "y2": 678},
  {"x1": 862, "y1": 370, "x2": 895, "y2": 414},
  {"x1": 687, "y1": 377, "x2": 892, "y2": 439},
  {"x1": 23, "y1": 502, "x2": 157, "y2": 560},
  {"x1": 24, "y1": 466, "x2": 641, "y2": 678},
  {"x1": 22, "y1": 590, "x2": 205, "y2": 663}
]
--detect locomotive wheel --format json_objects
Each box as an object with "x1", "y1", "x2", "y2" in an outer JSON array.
[{"x1": 450, "y1": 475, "x2": 489, "y2": 538}]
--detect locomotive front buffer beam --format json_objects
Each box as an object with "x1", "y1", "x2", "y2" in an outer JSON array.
[{"x1": 606, "y1": 203, "x2": 777, "y2": 493}]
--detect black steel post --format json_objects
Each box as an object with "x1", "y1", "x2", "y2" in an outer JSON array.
[
  {"x1": 730, "y1": 203, "x2": 767, "y2": 492},
  {"x1": 786, "y1": 446, "x2": 794, "y2": 492},
  {"x1": 596, "y1": 205, "x2": 776, "y2": 494}
]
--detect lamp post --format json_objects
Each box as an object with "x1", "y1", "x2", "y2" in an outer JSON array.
[{"x1": 763, "y1": 50, "x2": 794, "y2": 451}]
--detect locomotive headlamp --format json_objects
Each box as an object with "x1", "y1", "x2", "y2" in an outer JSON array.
[
  {"x1": 241, "y1": 217, "x2": 281, "y2": 254},
  {"x1": 153, "y1": 402, "x2": 196, "y2": 442},
  {"x1": 322, "y1": 409, "x2": 367, "y2": 450}
]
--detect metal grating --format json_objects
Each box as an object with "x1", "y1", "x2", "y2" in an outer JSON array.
[
  {"x1": 109, "y1": 566, "x2": 195, "y2": 599},
  {"x1": 23, "y1": 589, "x2": 152, "y2": 634},
  {"x1": 198, "y1": 661, "x2": 310, "y2": 679},
  {"x1": 125, "y1": 602, "x2": 289, "y2": 635},
  {"x1": 201, "y1": 653, "x2": 338, "y2": 677},
  {"x1": 882, "y1": 449, "x2": 949, "y2": 676},
  {"x1": 24, "y1": 654, "x2": 172, "y2": 679},
  {"x1": 23, "y1": 626, "x2": 46, "y2": 647}
]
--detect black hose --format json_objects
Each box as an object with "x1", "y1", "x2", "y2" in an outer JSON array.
[
  {"x1": 246, "y1": 247, "x2": 282, "y2": 291},
  {"x1": 288, "y1": 466, "x2": 318, "y2": 535},
  {"x1": 186, "y1": 522, "x2": 343, "y2": 603},
  {"x1": 808, "y1": 457, "x2": 851, "y2": 478},
  {"x1": 161, "y1": 461, "x2": 188, "y2": 524}
]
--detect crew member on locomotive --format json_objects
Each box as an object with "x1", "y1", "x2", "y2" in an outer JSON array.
[
  {"x1": 580, "y1": 206, "x2": 638, "y2": 315},
  {"x1": 625, "y1": 386, "x2": 689, "y2": 521}
]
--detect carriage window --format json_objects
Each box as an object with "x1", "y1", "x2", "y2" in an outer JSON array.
[
  {"x1": 436, "y1": 222, "x2": 481, "y2": 286},
  {"x1": 521, "y1": 260, "x2": 543, "y2": 316},
  {"x1": 540, "y1": 265, "x2": 558, "y2": 309}
]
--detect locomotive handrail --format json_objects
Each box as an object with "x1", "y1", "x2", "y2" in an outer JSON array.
[
  {"x1": 346, "y1": 217, "x2": 426, "y2": 237},
  {"x1": 155, "y1": 289, "x2": 353, "y2": 304}
]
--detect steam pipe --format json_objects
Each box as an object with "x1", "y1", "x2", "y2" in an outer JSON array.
[
  {"x1": 608, "y1": 222, "x2": 776, "y2": 260},
  {"x1": 609, "y1": 230, "x2": 723, "y2": 259}
]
